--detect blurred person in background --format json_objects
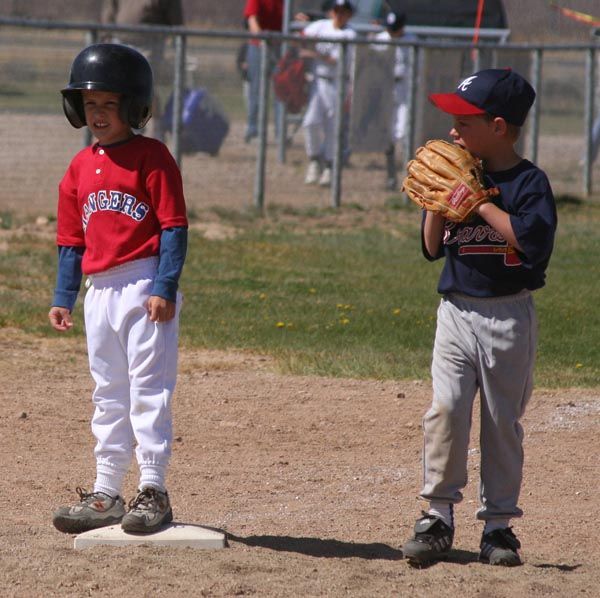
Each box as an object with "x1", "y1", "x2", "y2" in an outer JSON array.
[
  {"x1": 101, "y1": 0, "x2": 184, "y2": 141},
  {"x1": 371, "y1": 9, "x2": 416, "y2": 190},
  {"x1": 300, "y1": 0, "x2": 356, "y2": 187},
  {"x1": 242, "y1": 0, "x2": 283, "y2": 143}
]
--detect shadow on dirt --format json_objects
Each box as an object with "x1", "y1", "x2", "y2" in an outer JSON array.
[
  {"x1": 533, "y1": 563, "x2": 582, "y2": 572},
  {"x1": 227, "y1": 533, "x2": 403, "y2": 560}
]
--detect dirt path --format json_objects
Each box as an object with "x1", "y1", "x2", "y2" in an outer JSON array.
[{"x1": 1, "y1": 330, "x2": 598, "y2": 597}]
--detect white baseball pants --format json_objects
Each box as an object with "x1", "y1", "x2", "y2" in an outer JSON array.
[
  {"x1": 420, "y1": 291, "x2": 537, "y2": 521},
  {"x1": 303, "y1": 77, "x2": 337, "y2": 162},
  {"x1": 83, "y1": 257, "x2": 181, "y2": 496},
  {"x1": 390, "y1": 80, "x2": 408, "y2": 144}
]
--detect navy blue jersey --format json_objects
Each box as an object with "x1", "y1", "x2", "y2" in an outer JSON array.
[{"x1": 422, "y1": 159, "x2": 557, "y2": 297}]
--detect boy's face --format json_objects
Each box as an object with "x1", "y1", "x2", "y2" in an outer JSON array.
[
  {"x1": 449, "y1": 114, "x2": 499, "y2": 160},
  {"x1": 82, "y1": 90, "x2": 132, "y2": 145},
  {"x1": 332, "y1": 7, "x2": 352, "y2": 28}
]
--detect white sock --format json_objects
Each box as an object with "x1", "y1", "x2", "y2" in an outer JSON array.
[
  {"x1": 139, "y1": 463, "x2": 167, "y2": 493},
  {"x1": 484, "y1": 519, "x2": 510, "y2": 534},
  {"x1": 428, "y1": 502, "x2": 454, "y2": 529},
  {"x1": 94, "y1": 465, "x2": 126, "y2": 498}
]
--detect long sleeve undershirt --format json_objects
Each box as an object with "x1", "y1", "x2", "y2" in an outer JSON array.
[{"x1": 52, "y1": 226, "x2": 187, "y2": 311}]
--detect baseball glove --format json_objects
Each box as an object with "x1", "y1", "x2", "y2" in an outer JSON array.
[{"x1": 402, "y1": 140, "x2": 499, "y2": 222}]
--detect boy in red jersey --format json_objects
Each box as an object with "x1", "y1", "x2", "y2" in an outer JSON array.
[{"x1": 49, "y1": 44, "x2": 188, "y2": 535}]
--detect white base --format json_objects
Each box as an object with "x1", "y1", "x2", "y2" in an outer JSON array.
[{"x1": 74, "y1": 522, "x2": 227, "y2": 550}]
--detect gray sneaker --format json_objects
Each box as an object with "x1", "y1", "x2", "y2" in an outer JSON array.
[
  {"x1": 121, "y1": 487, "x2": 173, "y2": 534},
  {"x1": 52, "y1": 487, "x2": 125, "y2": 534}
]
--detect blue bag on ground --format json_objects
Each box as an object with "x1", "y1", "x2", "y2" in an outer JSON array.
[{"x1": 162, "y1": 88, "x2": 229, "y2": 156}]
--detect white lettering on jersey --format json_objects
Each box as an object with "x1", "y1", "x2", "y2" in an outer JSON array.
[{"x1": 82, "y1": 190, "x2": 149, "y2": 230}]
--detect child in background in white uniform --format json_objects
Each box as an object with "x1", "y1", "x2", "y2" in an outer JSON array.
[{"x1": 300, "y1": 0, "x2": 356, "y2": 187}]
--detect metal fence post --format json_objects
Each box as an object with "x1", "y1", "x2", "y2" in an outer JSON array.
[
  {"x1": 405, "y1": 44, "x2": 418, "y2": 167},
  {"x1": 172, "y1": 33, "x2": 186, "y2": 168},
  {"x1": 277, "y1": 0, "x2": 293, "y2": 164},
  {"x1": 82, "y1": 29, "x2": 98, "y2": 148},
  {"x1": 583, "y1": 46, "x2": 596, "y2": 197},
  {"x1": 331, "y1": 41, "x2": 347, "y2": 209},
  {"x1": 254, "y1": 39, "x2": 270, "y2": 212},
  {"x1": 529, "y1": 48, "x2": 542, "y2": 165}
]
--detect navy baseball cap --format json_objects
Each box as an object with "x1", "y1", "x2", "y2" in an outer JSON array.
[
  {"x1": 429, "y1": 68, "x2": 536, "y2": 126},
  {"x1": 332, "y1": 0, "x2": 355, "y2": 12},
  {"x1": 385, "y1": 11, "x2": 406, "y2": 31}
]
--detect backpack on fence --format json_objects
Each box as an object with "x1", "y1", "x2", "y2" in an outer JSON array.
[
  {"x1": 161, "y1": 88, "x2": 230, "y2": 156},
  {"x1": 272, "y1": 49, "x2": 308, "y2": 114}
]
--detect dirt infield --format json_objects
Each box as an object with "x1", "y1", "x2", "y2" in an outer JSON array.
[{"x1": 1, "y1": 329, "x2": 599, "y2": 597}]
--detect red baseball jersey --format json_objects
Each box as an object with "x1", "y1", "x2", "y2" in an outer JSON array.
[
  {"x1": 244, "y1": 0, "x2": 283, "y2": 31},
  {"x1": 57, "y1": 135, "x2": 188, "y2": 275}
]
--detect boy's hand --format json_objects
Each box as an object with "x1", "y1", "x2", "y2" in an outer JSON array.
[
  {"x1": 48, "y1": 307, "x2": 73, "y2": 332},
  {"x1": 147, "y1": 295, "x2": 176, "y2": 323}
]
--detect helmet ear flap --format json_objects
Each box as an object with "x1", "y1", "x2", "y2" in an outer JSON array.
[
  {"x1": 135, "y1": 103, "x2": 152, "y2": 130},
  {"x1": 120, "y1": 95, "x2": 153, "y2": 130},
  {"x1": 62, "y1": 92, "x2": 86, "y2": 129}
]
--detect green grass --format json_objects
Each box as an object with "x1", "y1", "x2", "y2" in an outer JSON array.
[
  {"x1": 1, "y1": 204, "x2": 600, "y2": 387},
  {"x1": 181, "y1": 223, "x2": 437, "y2": 379}
]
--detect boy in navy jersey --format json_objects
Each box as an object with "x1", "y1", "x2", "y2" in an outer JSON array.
[
  {"x1": 48, "y1": 44, "x2": 187, "y2": 535},
  {"x1": 402, "y1": 69, "x2": 557, "y2": 567}
]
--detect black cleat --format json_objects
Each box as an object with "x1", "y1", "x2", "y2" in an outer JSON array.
[
  {"x1": 402, "y1": 512, "x2": 454, "y2": 566},
  {"x1": 479, "y1": 527, "x2": 522, "y2": 566}
]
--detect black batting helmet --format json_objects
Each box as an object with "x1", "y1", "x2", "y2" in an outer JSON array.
[{"x1": 61, "y1": 43, "x2": 153, "y2": 129}]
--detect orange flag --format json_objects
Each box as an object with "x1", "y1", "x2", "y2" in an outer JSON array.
[{"x1": 550, "y1": 3, "x2": 600, "y2": 27}]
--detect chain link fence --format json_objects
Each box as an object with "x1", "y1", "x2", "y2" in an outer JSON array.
[{"x1": 0, "y1": 17, "x2": 598, "y2": 220}]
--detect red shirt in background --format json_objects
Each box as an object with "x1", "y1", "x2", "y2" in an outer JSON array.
[{"x1": 244, "y1": 0, "x2": 283, "y2": 36}]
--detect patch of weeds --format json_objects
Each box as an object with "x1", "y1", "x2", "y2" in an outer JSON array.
[
  {"x1": 209, "y1": 205, "x2": 261, "y2": 223},
  {"x1": 384, "y1": 195, "x2": 410, "y2": 211},
  {"x1": 345, "y1": 202, "x2": 367, "y2": 212},
  {"x1": 1, "y1": 211, "x2": 13, "y2": 230},
  {"x1": 555, "y1": 194, "x2": 583, "y2": 207}
]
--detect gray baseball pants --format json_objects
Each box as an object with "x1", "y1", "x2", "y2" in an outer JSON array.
[{"x1": 420, "y1": 290, "x2": 537, "y2": 521}]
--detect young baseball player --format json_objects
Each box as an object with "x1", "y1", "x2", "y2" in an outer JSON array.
[
  {"x1": 372, "y1": 10, "x2": 416, "y2": 190},
  {"x1": 300, "y1": 0, "x2": 356, "y2": 187},
  {"x1": 49, "y1": 43, "x2": 188, "y2": 535},
  {"x1": 402, "y1": 69, "x2": 557, "y2": 566}
]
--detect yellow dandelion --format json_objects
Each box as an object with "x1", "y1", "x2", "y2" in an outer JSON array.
[
  {"x1": 340, "y1": 318, "x2": 350, "y2": 325},
  {"x1": 259, "y1": 293, "x2": 267, "y2": 300},
  {"x1": 276, "y1": 321, "x2": 285, "y2": 328},
  {"x1": 393, "y1": 308, "x2": 401, "y2": 315},
  {"x1": 575, "y1": 363, "x2": 583, "y2": 369}
]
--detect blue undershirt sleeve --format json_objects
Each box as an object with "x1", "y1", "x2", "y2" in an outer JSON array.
[
  {"x1": 52, "y1": 246, "x2": 84, "y2": 311},
  {"x1": 151, "y1": 226, "x2": 188, "y2": 302}
]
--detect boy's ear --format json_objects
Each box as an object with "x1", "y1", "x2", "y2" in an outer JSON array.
[{"x1": 492, "y1": 116, "x2": 509, "y2": 136}]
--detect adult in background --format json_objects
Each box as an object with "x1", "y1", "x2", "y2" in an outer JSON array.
[
  {"x1": 101, "y1": 0, "x2": 184, "y2": 141},
  {"x1": 243, "y1": 0, "x2": 283, "y2": 143},
  {"x1": 372, "y1": 10, "x2": 416, "y2": 190}
]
